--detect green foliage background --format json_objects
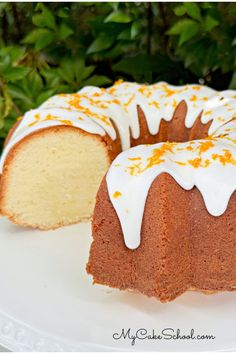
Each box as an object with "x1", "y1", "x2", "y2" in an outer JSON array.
[{"x1": 0, "y1": 2, "x2": 235, "y2": 150}]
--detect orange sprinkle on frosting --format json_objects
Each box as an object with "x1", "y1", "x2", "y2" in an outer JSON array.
[
  {"x1": 29, "y1": 113, "x2": 41, "y2": 126},
  {"x1": 67, "y1": 95, "x2": 111, "y2": 126},
  {"x1": 197, "y1": 140, "x2": 215, "y2": 154},
  {"x1": 172, "y1": 99, "x2": 178, "y2": 108},
  {"x1": 212, "y1": 149, "x2": 236, "y2": 166},
  {"x1": 128, "y1": 157, "x2": 142, "y2": 161},
  {"x1": 138, "y1": 85, "x2": 152, "y2": 98},
  {"x1": 149, "y1": 100, "x2": 160, "y2": 109},
  {"x1": 58, "y1": 119, "x2": 73, "y2": 126},
  {"x1": 124, "y1": 94, "x2": 135, "y2": 109},
  {"x1": 164, "y1": 88, "x2": 176, "y2": 97},
  {"x1": 190, "y1": 94, "x2": 197, "y2": 102},
  {"x1": 192, "y1": 86, "x2": 201, "y2": 91},
  {"x1": 188, "y1": 157, "x2": 210, "y2": 168},
  {"x1": 188, "y1": 157, "x2": 202, "y2": 168},
  {"x1": 173, "y1": 160, "x2": 187, "y2": 166},
  {"x1": 113, "y1": 191, "x2": 122, "y2": 199},
  {"x1": 204, "y1": 110, "x2": 212, "y2": 116}
]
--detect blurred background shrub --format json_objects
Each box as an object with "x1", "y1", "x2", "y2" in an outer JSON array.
[{"x1": 0, "y1": 2, "x2": 235, "y2": 149}]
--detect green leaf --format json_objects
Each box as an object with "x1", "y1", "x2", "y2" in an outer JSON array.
[
  {"x1": 79, "y1": 65, "x2": 95, "y2": 81},
  {"x1": 36, "y1": 89, "x2": 56, "y2": 106},
  {"x1": 87, "y1": 33, "x2": 116, "y2": 54},
  {"x1": 27, "y1": 70, "x2": 44, "y2": 94},
  {"x1": 57, "y1": 60, "x2": 75, "y2": 83},
  {"x1": 109, "y1": 2, "x2": 119, "y2": 11},
  {"x1": 33, "y1": 3, "x2": 56, "y2": 30},
  {"x1": 0, "y1": 113, "x2": 17, "y2": 139},
  {"x1": 105, "y1": 11, "x2": 132, "y2": 23},
  {"x1": 131, "y1": 21, "x2": 142, "y2": 39},
  {"x1": 23, "y1": 29, "x2": 40, "y2": 44},
  {"x1": 41, "y1": 68, "x2": 62, "y2": 86},
  {"x1": 201, "y1": 3, "x2": 215, "y2": 9},
  {"x1": 32, "y1": 13, "x2": 47, "y2": 28},
  {"x1": 82, "y1": 75, "x2": 112, "y2": 87},
  {"x1": 113, "y1": 54, "x2": 176, "y2": 82},
  {"x1": 179, "y1": 23, "x2": 199, "y2": 46},
  {"x1": 23, "y1": 28, "x2": 55, "y2": 50},
  {"x1": 174, "y1": 5, "x2": 186, "y2": 16},
  {"x1": 203, "y1": 15, "x2": 219, "y2": 32},
  {"x1": 4, "y1": 67, "x2": 31, "y2": 82},
  {"x1": 4, "y1": 90, "x2": 13, "y2": 119},
  {"x1": 0, "y1": 96, "x2": 5, "y2": 129},
  {"x1": 0, "y1": 56, "x2": 10, "y2": 73},
  {"x1": 229, "y1": 71, "x2": 236, "y2": 90},
  {"x1": 167, "y1": 19, "x2": 194, "y2": 35},
  {"x1": 117, "y1": 28, "x2": 131, "y2": 40},
  {"x1": 35, "y1": 31, "x2": 54, "y2": 50},
  {"x1": 57, "y1": 7, "x2": 70, "y2": 18},
  {"x1": 0, "y1": 47, "x2": 25, "y2": 64},
  {"x1": 167, "y1": 19, "x2": 199, "y2": 45},
  {"x1": 8, "y1": 84, "x2": 34, "y2": 106},
  {"x1": 58, "y1": 23, "x2": 74, "y2": 40},
  {"x1": 185, "y1": 3, "x2": 202, "y2": 21},
  {"x1": 0, "y1": 85, "x2": 13, "y2": 128},
  {"x1": 69, "y1": 58, "x2": 85, "y2": 81},
  {"x1": 23, "y1": 28, "x2": 54, "y2": 50}
]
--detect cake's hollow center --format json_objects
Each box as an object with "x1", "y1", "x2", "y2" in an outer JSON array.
[{"x1": 134, "y1": 102, "x2": 211, "y2": 147}]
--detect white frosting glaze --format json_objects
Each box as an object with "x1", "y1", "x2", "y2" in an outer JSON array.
[
  {"x1": 105, "y1": 84, "x2": 236, "y2": 249},
  {"x1": 1, "y1": 81, "x2": 236, "y2": 251},
  {"x1": 1, "y1": 81, "x2": 233, "y2": 172}
]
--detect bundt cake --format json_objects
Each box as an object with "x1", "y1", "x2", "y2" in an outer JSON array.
[
  {"x1": 0, "y1": 80, "x2": 235, "y2": 234},
  {"x1": 86, "y1": 82, "x2": 236, "y2": 302}
]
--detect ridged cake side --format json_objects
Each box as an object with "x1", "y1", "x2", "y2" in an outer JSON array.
[{"x1": 87, "y1": 175, "x2": 236, "y2": 302}]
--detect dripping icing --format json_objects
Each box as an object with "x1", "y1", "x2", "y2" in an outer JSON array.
[
  {"x1": 106, "y1": 121, "x2": 236, "y2": 249},
  {"x1": 2, "y1": 81, "x2": 232, "y2": 173},
  {"x1": 0, "y1": 81, "x2": 236, "y2": 250}
]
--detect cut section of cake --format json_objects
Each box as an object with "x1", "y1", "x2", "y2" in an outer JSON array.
[{"x1": 0, "y1": 126, "x2": 111, "y2": 229}]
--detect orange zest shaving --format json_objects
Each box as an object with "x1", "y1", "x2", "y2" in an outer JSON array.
[
  {"x1": 173, "y1": 160, "x2": 186, "y2": 166},
  {"x1": 212, "y1": 149, "x2": 236, "y2": 166},
  {"x1": 113, "y1": 191, "x2": 122, "y2": 199},
  {"x1": 138, "y1": 85, "x2": 152, "y2": 98},
  {"x1": 204, "y1": 110, "x2": 212, "y2": 116},
  {"x1": 192, "y1": 86, "x2": 201, "y2": 91},
  {"x1": 190, "y1": 94, "x2": 197, "y2": 102},
  {"x1": 188, "y1": 157, "x2": 202, "y2": 168},
  {"x1": 149, "y1": 100, "x2": 160, "y2": 109},
  {"x1": 172, "y1": 99, "x2": 178, "y2": 108},
  {"x1": 124, "y1": 94, "x2": 135, "y2": 109},
  {"x1": 126, "y1": 162, "x2": 142, "y2": 176},
  {"x1": 67, "y1": 95, "x2": 111, "y2": 126},
  {"x1": 188, "y1": 157, "x2": 210, "y2": 168},
  {"x1": 164, "y1": 88, "x2": 176, "y2": 97},
  {"x1": 58, "y1": 119, "x2": 73, "y2": 126},
  {"x1": 29, "y1": 113, "x2": 41, "y2": 127},
  {"x1": 128, "y1": 157, "x2": 142, "y2": 161},
  {"x1": 197, "y1": 140, "x2": 215, "y2": 154}
]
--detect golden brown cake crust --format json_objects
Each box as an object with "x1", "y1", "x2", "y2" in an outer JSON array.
[{"x1": 87, "y1": 174, "x2": 236, "y2": 302}]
